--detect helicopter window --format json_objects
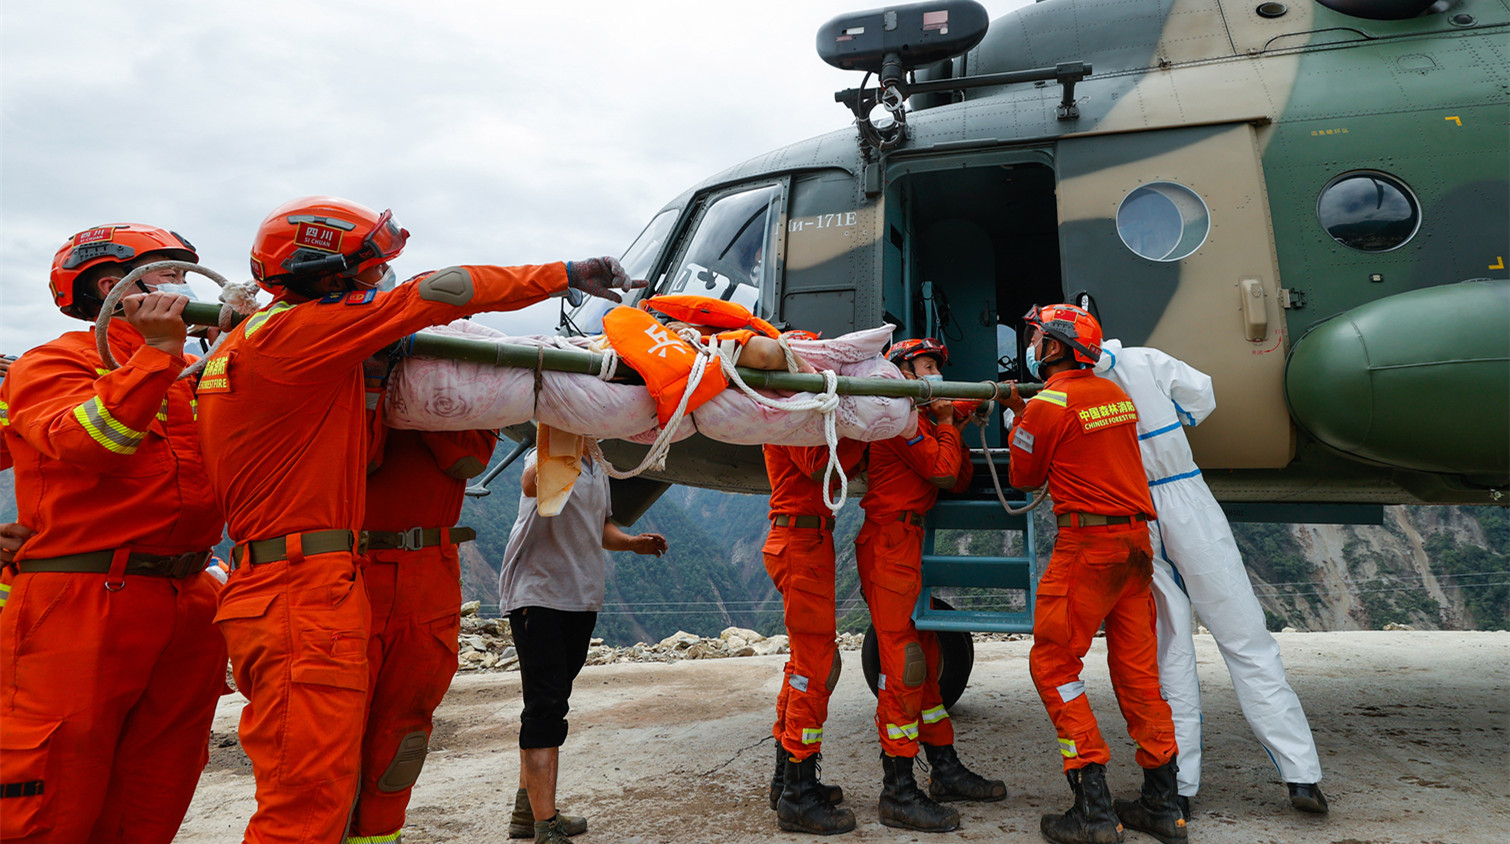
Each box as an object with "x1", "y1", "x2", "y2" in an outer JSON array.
[
  {"x1": 564, "y1": 208, "x2": 679, "y2": 334},
  {"x1": 1317, "y1": 171, "x2": 1420, "y2": 252},
  {"x1": 662, "y1": 184, "x2": 781, "y2": 313},
  {"x1": 1115, "y1": 182, "x2": 1211, "y2": 262}
]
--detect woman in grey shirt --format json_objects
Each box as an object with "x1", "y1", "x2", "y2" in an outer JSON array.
[{"x1": 499, "y1": 447, "x2": 666, "y2": 844}]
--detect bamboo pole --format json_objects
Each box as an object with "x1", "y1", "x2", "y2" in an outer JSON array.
[{"x1": 181, "y1": 302, "x2": 1038, "y2": 402}]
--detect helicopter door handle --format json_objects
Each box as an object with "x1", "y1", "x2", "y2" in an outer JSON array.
[{"x1": 1240, "y1": 278, "x2": 1269, "y2": 342}]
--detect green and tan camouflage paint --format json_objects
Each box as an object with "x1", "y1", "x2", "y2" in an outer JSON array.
[{"x1": 597, "y1": 0, "x2": 1508, "y2": 504}]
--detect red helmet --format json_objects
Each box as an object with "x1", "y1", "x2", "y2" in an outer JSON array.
[
  {"x1": 887, "y1": 337, "x2": 949, "y2": 366},
  {"x1": 49, "y1": 224, "x2": 197, "y2": 319},
  {"x1": 1024, "y1": 303, "x2": 1103, "y2": 366},
  {"x1": 781, "y1": 329, "x2": 822, "y2": 341},
  {"x1": 250, "y1": 196, "x2": 408, "y2": 293}
]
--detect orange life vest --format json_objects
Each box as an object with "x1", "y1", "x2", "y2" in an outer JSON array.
[{"x1": 602, "y1": 306, "x2": 729, "y2": 425}]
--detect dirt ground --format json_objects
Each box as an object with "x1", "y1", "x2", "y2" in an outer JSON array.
[{"x1": 178, "y1": 631, "x2": 1508, "y2": 843}]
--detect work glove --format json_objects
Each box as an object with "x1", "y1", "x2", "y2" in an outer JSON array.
[{"x1": 566, "y1": 256, "x2": 644, "y2": 305}]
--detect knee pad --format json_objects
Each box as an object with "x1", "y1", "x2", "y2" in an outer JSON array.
[
  {"x1": 902, "y1": 641, "x2": 927, "y2": 687},
  {"x1": 377, "y1": 730, "x2": 430, "y2": 793},
  {"x1": 825, "y1": 651, "x2": 842, "y2": 692}
]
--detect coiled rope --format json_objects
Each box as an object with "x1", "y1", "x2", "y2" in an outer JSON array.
[
  {"x1": 587, "y1": 327, "x2": 716, "y2": 481},
  {"x1": 716, "y1": 344, "x2": 848, "y2": 514},
  {"x1": 587, "y1": 331, "x2": 851, "y2": 515},
  {"x1": 94, "y1": 261, "x2": 262, "y2": 380}
]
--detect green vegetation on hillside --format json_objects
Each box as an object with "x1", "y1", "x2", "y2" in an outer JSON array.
[{"x1": 1425, "y1": 507, "x2": 1509, "y2": 630}]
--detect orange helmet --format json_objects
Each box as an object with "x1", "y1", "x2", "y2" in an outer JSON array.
[
  {"x1": 1024, "y1": 303, "x2": 1103, "y2": 366},
  {"x1": 249, "y1": 196, "x2": 408, "y2": 293},
  {"x1": 49, "y1": 224, "x2": 197, "y2": 319},
  {"x1": 887, "y1": 337, "x2": 949, "y2": 366}
]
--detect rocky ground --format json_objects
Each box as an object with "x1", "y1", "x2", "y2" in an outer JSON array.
[
  {"x1": 452, "y1": 601, "x2": 816, "y2": 673},
  {"x1": 180, "y1": 631, "x2": 1508, "y2": 843}
]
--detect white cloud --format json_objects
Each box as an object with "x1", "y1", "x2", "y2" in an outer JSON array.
[{"x1": 1, "y1": 0, "x2": 1029, "y2": 350}]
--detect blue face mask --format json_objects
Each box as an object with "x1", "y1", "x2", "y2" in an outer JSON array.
[
  {"x1": 1025, "y1": 343, "x2": 1042, "y2": 379},
  {"x1": 920, "y1": 373, "x2": 944, "y2": 383}
]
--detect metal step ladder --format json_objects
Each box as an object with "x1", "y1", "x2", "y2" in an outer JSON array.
[{"x1": 912, "y1": 494, "x2": 1039, "y2": 634}]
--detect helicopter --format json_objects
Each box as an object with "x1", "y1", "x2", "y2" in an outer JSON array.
[{"x1": 547, "y1": 0, "x2": 1507, "y2": 531}]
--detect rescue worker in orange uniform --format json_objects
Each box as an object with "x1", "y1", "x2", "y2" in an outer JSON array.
[
  {"x1": 196, "y1": 196, "x2": 639, "y2": 844},
  {"x1": 0, "y1": 225, "x2": 226, "y2": 844},
  {"x1": 1004, "y1": 304, "x2": 1184, "y2": 844},
  {"x1": 0, "y1": 356, "x2": 26, "y2": 577},
  {"x1": 350, "y1": 357, "x2": 498, "y2": 842},
  {"x1": 763, "y1": 436, "x2": 865, "y2": 835},
  {"x1": 856, "y1": 338, "x2": 1006, "y2": 833}
]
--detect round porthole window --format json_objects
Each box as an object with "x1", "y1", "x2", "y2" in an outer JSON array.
[
  {"x1": 1317, "y1": 171, "x2": 1420, "y2": 252},
  {"x1": 1116, "y1": 182, "x2": 1211, "y2": 262}
]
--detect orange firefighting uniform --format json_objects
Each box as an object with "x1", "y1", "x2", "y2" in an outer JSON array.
[
  {"x1": 1008, "y1": 368, "x2": 1177, "y2": 772},
  {"x1": 857, "y1": 413, "x2": 972, "y2": 757},
  {"x1": 0, "y1": 320, "x2": 225, "y2": 844},
  {"x1": 350, "y1": 422, "x2": 496, "y2": 842},
  {"x1": 196, "y1": 265, "x2": 565, "y2": 844},
  {"x1": 764, "y1": 440, "x2": 865, "y2": 759}
]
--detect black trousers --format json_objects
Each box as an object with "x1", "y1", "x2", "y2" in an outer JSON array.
[{"x1": 509, "y1": 606, "x2": 598, "y2": 748}]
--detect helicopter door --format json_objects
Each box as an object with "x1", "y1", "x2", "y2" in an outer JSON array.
[
  {"x1": 884, "y1": 153, "x2": 1064, "y2": 448},
  {"x1": 1055, "y1": 122, "x2": 1293, "y2": 469}
]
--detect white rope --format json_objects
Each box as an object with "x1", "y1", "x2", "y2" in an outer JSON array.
[
  {"x1": 588, "y1": 332, "x2": 715, "y2": 480},
  {"x1": 94, "y1": 260, "x2": 261, "y2": 381},
  {"x1": 775, "y1": 335, "x2": 800, "y2": 373},
  {"x1": 717, "y1": 349, "x2": 848, "y2": 514},
  {"x1": 970, "y1": 410, "x2": 1047, "y2": 517},
  {"x1": 596, "y1": 344, "x2": 619, "y2": 382}
]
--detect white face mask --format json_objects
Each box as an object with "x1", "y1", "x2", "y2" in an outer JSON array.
[{"x1": 150, "y1": 282, "x2": 199, "y2": 300}]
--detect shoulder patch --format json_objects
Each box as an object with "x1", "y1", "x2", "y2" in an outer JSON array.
[
  {"x1": 1012, "y1": 426, "x2": 1034, "y2": 454},
  {"x1": 317, "y1": 289, "x2": 376, "y2": 305}
]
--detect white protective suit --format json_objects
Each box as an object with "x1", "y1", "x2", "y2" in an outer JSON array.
[{"x1": 1093, "y1": 339, "x2": 1322, "y2": 796}]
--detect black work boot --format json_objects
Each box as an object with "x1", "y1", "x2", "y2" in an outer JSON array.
[
  {"x1": 1287, "y1": 782, "x2": 1329, "y2": 814},
  {"x1": 879, "y1": 752, "x2": 961, "y2": 832},
  {"x1": 1040, "y1": 763, "x2": 1123, "y2": 844},
  {"x1": 509, "y1": 788, "x2": 587, "y2": 839},
  {"x1": 770, "y1": 745, "x2": 844, "y2": 810},
  {"x1": 922, "y1": 742, "x2": 1008, "y2": 802},
  {"x1": 777, "y1": 753, "x2": 857, "y2": 835},
  {"x1": 1113, "y1": 761, "x2": 1187, "y2": 844}
]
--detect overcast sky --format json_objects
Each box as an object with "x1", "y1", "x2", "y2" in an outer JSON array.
[{"x1": 1, "y1": 0, "x2": 1031, "y2": 352}]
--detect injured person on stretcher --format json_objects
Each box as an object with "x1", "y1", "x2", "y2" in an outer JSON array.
[{"x1": 381, "y1": 294, "x2": 917, "y2": 450}]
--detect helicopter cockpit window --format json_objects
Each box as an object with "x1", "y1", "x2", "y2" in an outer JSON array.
[
  {"x1": 564, "y1": 208, "x2": 679, "y2": 334},
  {"x1": 1317, "y1": 171, "x2": 1420, "y2": 252},
  {"x1": 661, "y1": 184, "x2": 781, "y2": 313},
  {"x1": 1115, "y1": 182, "x2": 1211, "y2": 262}
]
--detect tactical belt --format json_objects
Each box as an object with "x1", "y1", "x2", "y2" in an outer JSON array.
[
  {"x1": 17, "y1": 549, "x2": 211, "y2": 579},
  {"x1": 365, "y1": 526, "x2": 477, "y2": 552},
  {"x1": 1057, "y1": 512, "x2": 1152, "y2": 529},
  {"x1": 896, "y1": 511, "x2": 926, "y2": 528},
  {"x1": 230, "y1": 529, "x2": 358, "y2": 569},
  {"x1": 771, "y1": 514, "x2": 835, "y2": 530}
]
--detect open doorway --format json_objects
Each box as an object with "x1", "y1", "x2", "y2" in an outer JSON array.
[{"x1": 883, "y1": 155, "x2": 1063, "y2": 446}]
